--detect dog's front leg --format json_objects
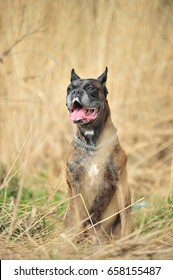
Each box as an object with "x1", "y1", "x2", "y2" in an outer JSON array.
[
  {"x1": 85, "y1": 183, "x2": 115, "y2": 230},
  {"x1": 116, "y1": 174, "x2": 131, "y2": 237}
]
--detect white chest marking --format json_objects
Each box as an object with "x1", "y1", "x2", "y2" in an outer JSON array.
[
  {"x1": 89, "y1": 164, "x2": 99, "y2": 176},
  {"x1": 84, "y1": 130, "x2": 94, "y2": 136},
  {"x1": 88, "y1": 164, "x2": 99, "y2": 187}
]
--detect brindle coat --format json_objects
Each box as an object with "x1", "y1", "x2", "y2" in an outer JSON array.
[{"x1": 65, "y1": 69, "x2": 131, "y2": 241}]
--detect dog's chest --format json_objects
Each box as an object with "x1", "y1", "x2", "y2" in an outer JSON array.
[{"x1": 67, "y1": 148, "x2": 106, "y2": 190}]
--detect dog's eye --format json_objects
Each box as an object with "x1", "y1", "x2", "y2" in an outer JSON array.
[{"x1": 88, "y1": 86, "x2": 95, "y2": 91}]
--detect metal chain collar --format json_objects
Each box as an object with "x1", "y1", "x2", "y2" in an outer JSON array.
[{"x1": 73, "y1": 132, "x2": 117, "y2": 151}]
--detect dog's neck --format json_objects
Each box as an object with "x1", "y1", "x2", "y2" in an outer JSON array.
[{"x1": 75, "y1": 102, "x2": 116, "y2": 147}]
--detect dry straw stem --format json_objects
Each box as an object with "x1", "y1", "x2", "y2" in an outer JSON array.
[
  {"x1": 85, "y1": 229, "x2": 173, "y2": 260},
  {"x1": 0, "y1": 126, "x2": 33, "y2": 191},
  {"x1": 0, "y1": 27, "x2": 44, "y2": 63},
  {"x1": 69, "y1": 197, "x2": 145, "y2": 240},
  {"x1": 73, "y1": 193, "x2": 102, "y2": 244},
  {"x1": 0, "y1": 206, "x2": 49, "y2": 259}
]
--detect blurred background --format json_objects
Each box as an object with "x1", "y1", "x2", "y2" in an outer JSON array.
[{"x1": 0, "y1": 0, "x2": 173, "y2": 201}]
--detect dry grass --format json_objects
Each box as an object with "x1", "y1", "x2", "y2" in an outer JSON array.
[{"x1": 0, "y1": 0, "x2": 173, "y2": 259}]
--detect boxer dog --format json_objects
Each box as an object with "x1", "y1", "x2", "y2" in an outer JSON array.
[{"x1": 65, "y1": 68, "x2": 131, "y2": 242}]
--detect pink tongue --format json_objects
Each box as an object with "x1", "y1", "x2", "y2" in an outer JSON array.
[{"x1": 70, "y1": 108, "x2": 97, "y2": 122}]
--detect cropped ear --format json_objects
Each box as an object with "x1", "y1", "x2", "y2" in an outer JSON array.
[
  {"x1": 97, "y1": 67, "x2": 108, "y2": 85},
  {"x1": 71, "y1": 69, "x2": 81, "y2": 82}
]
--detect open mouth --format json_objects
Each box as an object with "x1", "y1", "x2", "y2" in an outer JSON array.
[{"x1": 69, "y1": 101, "x2": 99, "y2": 123}]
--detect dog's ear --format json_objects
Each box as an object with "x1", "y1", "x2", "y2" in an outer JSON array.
[
  {"x1": 97, "y1": 67, "x2": 108, "y2": 85},
  {"x1": 71, "y1": 69, "x2": 81, "y2": 82}
]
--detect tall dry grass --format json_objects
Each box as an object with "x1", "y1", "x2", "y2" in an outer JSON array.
[{"x1": 0, "y1": 0, "x2": 173, "y2": 259}]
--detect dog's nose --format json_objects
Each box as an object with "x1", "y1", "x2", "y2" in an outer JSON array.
[
  {"x1": 73, "y1": 90, "x2": 82, "y2": 97},
  {"x1": 77, "y1": 90, "x2": 81, "y2": 96}
]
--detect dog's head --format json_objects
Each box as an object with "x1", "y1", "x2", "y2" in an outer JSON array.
[{"x1": 66, "y1": 68, "x2": 108, "y2": 125}]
